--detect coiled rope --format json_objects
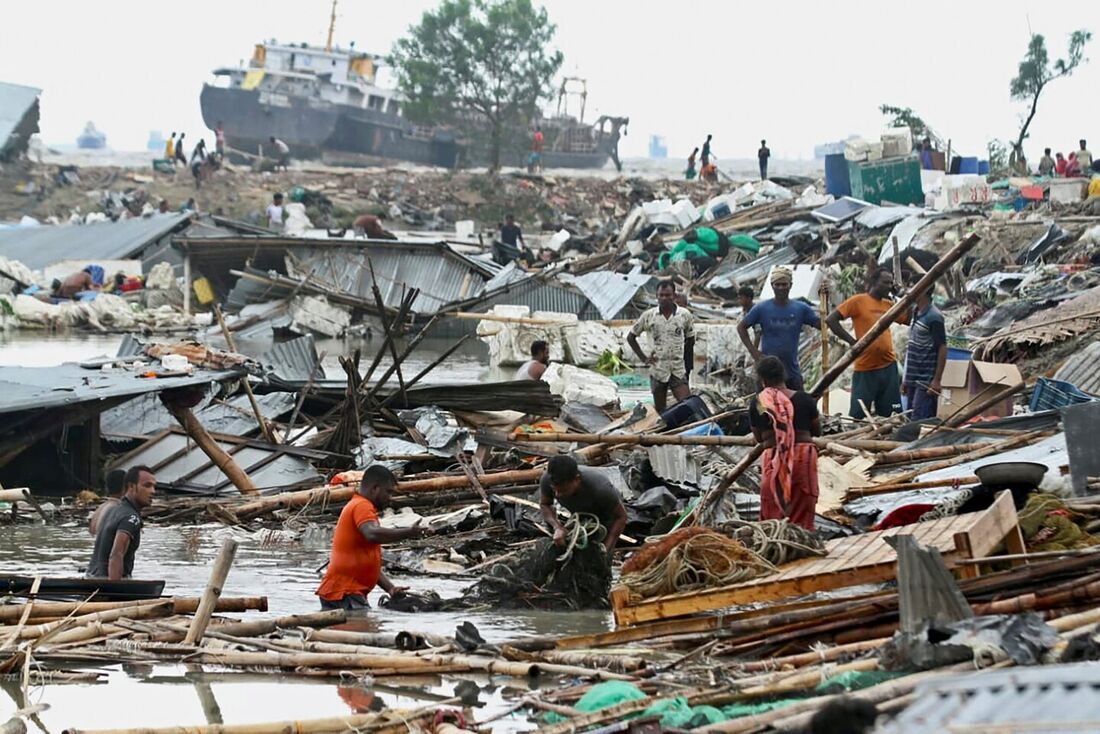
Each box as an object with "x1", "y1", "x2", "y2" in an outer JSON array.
[
  {"x1": 621, "y1": 528, "x2": 776, "y2": 601},
  {"x1": 716, "y1": 518, "x2": 826, "y2": 566}
]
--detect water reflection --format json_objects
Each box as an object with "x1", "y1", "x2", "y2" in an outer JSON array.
[{"x1": 0, "y1": 525, "x2": 607, "y2": 731}]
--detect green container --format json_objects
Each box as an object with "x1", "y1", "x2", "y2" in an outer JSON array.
[{"x1": 847, "y1": 156, "x2": 923, "y2": 205}]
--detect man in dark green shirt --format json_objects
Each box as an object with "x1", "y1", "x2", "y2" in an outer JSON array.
[
  {"x1": 87, "y1": 465, "x2": 156, "y2": 580},
  {"x1": 539, "y1": 456, "x2": 627, "y2": 552}
]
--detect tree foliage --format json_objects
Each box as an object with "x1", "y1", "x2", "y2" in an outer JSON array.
[
  {"x1": 1009, "y1": 30, "x2": 1091, "y2": 168},
  {"x1": 390, "y1": 0, "x2": 563, "y2": 170},
  {"x1": 879, "y1": 104, "x2": 939, "y2": 146}
]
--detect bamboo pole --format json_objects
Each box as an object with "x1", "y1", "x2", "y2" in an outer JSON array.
[
  {"x1": 183, "y1": 538, "x2": 238, "y2": 645},
  {"x1": 10, "y1": 601, "x2": 174, "y2": 641},
  {"x1": 0, "y1": 597, "x2": 267, "y2": 624},
  {"x1": 183, "y1": 649, "x2": 633, "y2": 680},
  {"x1": 0, "y1": 488, "x2": 30, "y2": 503},
  {"x1": 212, "y1": 306, "x2": 273, "y2": 443},
  {"x1": 872, "y1": 444, "x2": 988, "y2": 466},
  {"x1": 849, "y1": 476, "x2": 980, "y2": 494},
  {"x1": 233, "y1": 468, "x2": 544, "y2": 518},
  {"x1": 944, "y1": 380, "x2": 1026, "y2": 428},
  {"x1": 62, "y1": 702, "x2": 445, "y2": 734},
  {"x1": 846, "y1": 429, "x2": 1049, "y2": 498},
  {"x1": 164, "y1": 402, "x2": 257, "y2": 496},
  {"x1": 809, "y1": 233, "x2": 981, "y2": 398},
  {"x1": 304, "y1": 627, "x2": 452, "y2": 650},
  {"x1": 737, "y1": 637, "x2": 890, "y2": 673},
  {"x1": 509, "y1": 431, "x2": 904, "y2": 452}
]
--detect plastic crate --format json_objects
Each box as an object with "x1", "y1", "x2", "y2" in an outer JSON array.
[{"x1": 1029, "y1": 377, "x2": 1098, "y2": 412}]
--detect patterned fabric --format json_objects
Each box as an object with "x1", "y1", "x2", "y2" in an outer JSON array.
[
  {"x1": 631, "y1": 305, "x2": 695, "y2": 382},
  {"x1": 758, "y1": 387, "x2": 797, "y2": 514},
  {"x1": 904, "y1": 304, "x2": 946, "y2": 385}
]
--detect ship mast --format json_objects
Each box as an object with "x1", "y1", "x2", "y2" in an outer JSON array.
[{"x1": 325, "y1": 0, "x2": 337, "y2": 52}]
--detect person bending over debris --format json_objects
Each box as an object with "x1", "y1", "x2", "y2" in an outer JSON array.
[
  {"x1": 738, "y1": 267, "x2": 819, "y2": 390},
  {"x1": 270, "y1": 136, "x2": 290, "y2": 170},
  {"x1": 515, "y1": 340, "x2": 550, "y2": 380},
  {"x1": 86, "y1": 465, "x2": 156, "y2": 580},
  {"x1": 56, "y1": 264, "x2": 104, "y2": 299},
  {"x1": 88, "y1": 468, "x2": 126, "y2": 537},
  {"x1": 353, "y1": 213, "x2": 398, "y2": 240},
  {"x1": 316, "y1": 465, "x2": 433, "y2": 611},
  {"x1": 827, "y1": 268, "x2": 909, "y2": 419},
  {"x1": 750, "y1": 357, "x2": 820, "y2": 531},
  {"x1": 540, "y1": 456, "x2": 627, "y2": 553},
  {"x1": 627, "y1": 279, "x2": 695, "y2": 413}
]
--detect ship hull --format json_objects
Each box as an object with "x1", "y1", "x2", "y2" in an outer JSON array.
[
  {"x1": 200, "y1": 85, "x2": 617, "y2": 170},
  {"x1": 200, "y1": 86, "x2": 460, "y2": 168}
]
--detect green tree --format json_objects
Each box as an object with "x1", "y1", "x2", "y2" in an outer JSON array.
[
  {"x1": 390, "y1": 0, "x2": 564, "y2": 170},
  {"x1": 1009, "y1": 30, "x2": 1091, "y2": 170},
  {"x1": 879, "y1": 104, "x2": 939, "y2": 147}
]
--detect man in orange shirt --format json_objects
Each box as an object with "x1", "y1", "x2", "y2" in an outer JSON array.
[
  {"x1": 826, "y1": 268, "x2": 909, "y2": 419},
  {"x1": 316, "y1": 465, "x2": 431, "y2": 610}
]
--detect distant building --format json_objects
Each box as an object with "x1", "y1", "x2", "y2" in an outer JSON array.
[
  {"x1": 649, "y1": 135, "x2": 667, "y2": 159},
  {"x1": 147, "y1": 131, "x2": 166, "y2": 152}
]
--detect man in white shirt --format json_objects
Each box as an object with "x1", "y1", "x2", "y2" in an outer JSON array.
[
  {"x1": 270, "y1": 136, "x2": 290, "y2": 171},
  {"x1": 515, "y1": 340, "x2": 550, "y2": 380},
  {"x1": 627, "y1": 280, "x2": 695, "y2": 413},
  {"x1": 266, "y1": 192, "x2": 285, "y2": 231}
]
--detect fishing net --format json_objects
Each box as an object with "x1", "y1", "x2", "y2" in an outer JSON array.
[
  {"x1": 620, "y1": 528, "x2": 776, "y2": 602},
  {"x1": 462, "y1": 514, "x2": 612, "y2": 610}
]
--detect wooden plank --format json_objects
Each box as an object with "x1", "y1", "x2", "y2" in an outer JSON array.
[{"x1": 614, "y1": 497, "x2": 1021, "y2": 627}]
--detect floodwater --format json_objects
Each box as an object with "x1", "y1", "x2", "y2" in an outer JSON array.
[
  {"x1": 0, "y1": 332, "x2": 619, "y2": 731},
  {"x1": 1, "y1": 525, "x2": 612, "y2": 732}
]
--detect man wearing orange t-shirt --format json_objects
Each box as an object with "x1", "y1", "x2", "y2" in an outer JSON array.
[
  {"x1": 826, "y1": 268, "x2": 910, "y2": 420},
  {"x1": 316, "y1": 465, "x2": 431, "y2": 610}
]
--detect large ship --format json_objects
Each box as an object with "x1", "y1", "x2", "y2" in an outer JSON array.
[{"x1": 199, "y1": 13, "x2": 628, "y2": 170}]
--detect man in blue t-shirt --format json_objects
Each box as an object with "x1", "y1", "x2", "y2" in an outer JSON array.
[
  {"x1": 737, "y1": 267, "x2": 821, "y2": 390},
  {"x1": 903, "y1": 285, "x2": 947, "y2": 420}
]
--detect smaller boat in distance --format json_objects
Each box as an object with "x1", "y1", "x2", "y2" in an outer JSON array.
[{"x1": 76, "y1": 122, "x2": 107, "y2": 149}]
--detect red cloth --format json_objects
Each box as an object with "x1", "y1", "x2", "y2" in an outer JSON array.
[
  {"x1": 1056, "y1": 158, "x2": 1068, "y2": 176},
  {"x1": 873, "y1": 503, "x2": 936, "y2": 530},
  {"x1": 316, "y1": 495, "x2": 382, "y2": 602},
  {"x1": 760, "y1": 443, "x2": 819, "y2": 530}
]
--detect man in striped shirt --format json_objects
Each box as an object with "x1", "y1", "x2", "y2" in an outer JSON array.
[{"x1": 903, "y1": 285, "x2": 947, "y2": 420}]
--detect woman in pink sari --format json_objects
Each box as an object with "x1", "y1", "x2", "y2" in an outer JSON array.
[{"x1": 749, "y1": 356, "x2": 822, "y2": 530}]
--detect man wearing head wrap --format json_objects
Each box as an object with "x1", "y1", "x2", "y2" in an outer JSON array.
[{"x1": 737, "y1": 267, "x2": 821, "y2": 390}]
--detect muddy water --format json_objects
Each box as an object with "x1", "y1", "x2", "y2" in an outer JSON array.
[
  {"x1": 0, "y1": 332, "x2": 624, "y2": 731},
  {"x1": 0, "y1": 524, "x2": 612, "y2": 731}
]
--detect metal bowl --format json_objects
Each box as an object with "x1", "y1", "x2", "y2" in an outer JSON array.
[{"x1": 975, "y1": 461, "x2": 1048, "y2": 488}]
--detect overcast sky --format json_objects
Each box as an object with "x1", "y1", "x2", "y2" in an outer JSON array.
[{"x1": 3, "y1": 0, "x2": 1098, "y2": 163}]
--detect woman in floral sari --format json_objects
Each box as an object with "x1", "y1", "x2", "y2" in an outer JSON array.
[{"x1": 749, "y1": 356, "x2": 822, "y2": 530}]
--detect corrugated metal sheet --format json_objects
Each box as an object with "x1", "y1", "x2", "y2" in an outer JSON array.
[
  {"x1": 259, "y1": 335, "x2": 325, "y2": 386},
  {"x1": 1054, "y1": 340, "x2": 1100, "y2": 396},
  {"x1": 101, "y1": 391, "x2": 295, "y2": 438},
  {"x1": 878, "y1": 664, "x2": 1100, "y2": 734},
  {"x1": 0, "y1": 362, "x2": 242, "y2": 415},
  {"x1": 646, "y1": 445, "x2": 699, "y2": 485},
  {"x1": 707, "y1": 247, "x2": 797, "y2": 291},
  {"x1": 566, "y1": 270, "x2": 652, "y2": 320},
  {"x1": 0, "y1": 82, "x2": 40, "y2": 159},
  {"x1": 0, "y1": 213, "x2": 192, "y2": 270},
  {"x1": 112, "y1": 429, "x2": 322, "y2": 495},
  {"x1": 287, "y1": 242, "x2": 490, "y2": 313}
]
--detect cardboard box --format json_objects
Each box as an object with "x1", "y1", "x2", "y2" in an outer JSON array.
[{"x1": 937, "y1": 359, "x2": 1023, "y2": 420}]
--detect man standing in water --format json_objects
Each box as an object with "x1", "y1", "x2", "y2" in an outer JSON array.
[
  {"x1": 316, "y1": 465, "x2": 433, "y2": 610},
  {"x1": 738, "y1": 268, "x2": 820, "y2": 390},
  {"x1": 627, "y1": 280, "x2": 695, "y2": 413},
  {"x1": 87, "y1": 466, "x2": 156, "y2": 580},
  {"x1": 515, "y1": 340, "x2": 550, "y2": 381},
  {"x1": 88, "y1": 469, "x2": 126, "y2": 537}
]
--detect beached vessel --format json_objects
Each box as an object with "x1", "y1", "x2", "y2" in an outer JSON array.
[{"x1": 198, "y1": 6, "x2": 627, "y2": 170}]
